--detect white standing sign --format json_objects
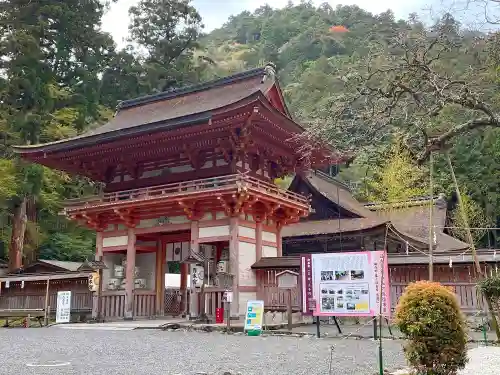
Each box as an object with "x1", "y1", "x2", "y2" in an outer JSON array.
[{"x1": 56, "y1": 291, "x2": 72, "y2": 323}]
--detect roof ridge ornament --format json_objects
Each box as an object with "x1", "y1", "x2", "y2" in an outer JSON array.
[{"x1": 262, "y1": 62, "x2": 277, "y2": 84}]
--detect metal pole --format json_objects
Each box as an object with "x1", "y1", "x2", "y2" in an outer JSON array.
[
  {"x1": 373, "y1": 317, "x2": 378, "y2": 340},
  {"x1": 226, "y1": 301, "x2": 231, "y2": 333},
  {"x1": 287, "y1": 289, "x2": 293, "y2": 331},
  {"x1": 315, "y1": 316, "x2": 320, "y2": 338}
]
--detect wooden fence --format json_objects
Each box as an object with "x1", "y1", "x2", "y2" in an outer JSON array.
[
  {"x1": 0, "y1": 291, "x2": 92, "y2": 313},
  {"x1": 101, "y1": 291, "x2": 156, "y2": 319},
  {"x1": 256, "y1": 268, "x2": 487, "y2": 314},
  {"x1": 390, "y1": 282, "x2": 487, "y2": 313}
]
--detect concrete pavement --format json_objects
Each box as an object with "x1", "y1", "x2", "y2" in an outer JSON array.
[{"x1": 0, "y1": 328, "x2": 407, "y2": 374}]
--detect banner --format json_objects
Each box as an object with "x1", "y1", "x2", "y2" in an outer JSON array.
[{"x1": 300, "y1": 251, "x2": 390, "y2": 317}]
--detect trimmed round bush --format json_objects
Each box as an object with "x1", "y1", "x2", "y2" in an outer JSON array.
[{"x1": 394, "y1": 281, "x2": 468, "y2": 375}]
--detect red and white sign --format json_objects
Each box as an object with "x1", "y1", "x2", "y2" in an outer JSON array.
[{"x1": 301, "y1": 251, "x2": 390, "y2": 317}]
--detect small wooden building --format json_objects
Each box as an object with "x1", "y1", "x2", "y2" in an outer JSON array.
[
  {"x1": 251, "y1": 171, "x2": 497, "y2": 313},
  {"x1": 0, "y1": 260, "x2": 92, "y2": 319}
]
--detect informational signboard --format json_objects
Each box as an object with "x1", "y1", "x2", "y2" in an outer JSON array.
[
  {"x1": 301, "y1": 251, "x2": 390, "y2": 317},
  {"x1": 244, "y1": 300, "x2": 264, "y2": 336},
  {"x1": 276, "y1": 270, "x2": 298, "y2": 289},
  {"x1": 56, "y1": 291, "x2": 72, "y2": 323}
]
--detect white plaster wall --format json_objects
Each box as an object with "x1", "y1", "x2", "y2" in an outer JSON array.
[
  {"x1": 141, "y1": 169, "x2": 162, "y2": 178},
  {"x1": 103, "y1": 224, "x2": 115, "y2": 232},
  {"x1": 199, "y1": 213, "x2": 212, "y2": 221},
  {"x1": 201, "y1": 160, "x2": 213, "y2": 168},
  {"x1": 238, "y1": 241, "x2": 256, "y2": 286},
  {"x1": 215, "y1": 211, "x2": 226, "y2": 219},
  {"x1": 137, "y1": 219, "x2": 156, "y2": 228},
  {"x1": 138, "y1": 216, "x2": 188, "y2": 228},
  {"x1": 168, "y1": 216, "x2": 189, "y2": 224},
  {"x1": 238, "y1": 291, "x2": 257, "y2": 316},
  {"x1": 135, "y1": 252, "x2": 156, "y2": 290},
  {"x1": 198, "y1": 225, "x2": 229, "y2": 238},
  {"x1": 262, "y1": 245, "x2": 277, "y2": 258},
  {"x1": 238, "y1": 226, "x2": 255, "y2": 239},
  {"x1": 262, "y1": 231, "x2": 277, "y2": 243},
  {"x1": 136, "y1": 240, "x2": 156, "y2": 247},
  {"x1": 170, "y1": 164, "x2": 194, "y2": 173},
  {"x1": 245, "y1": 215, "x2": 255, "y2": 223},
  {"x1": 103, "y1": 235, "x2": 128, "y2": 248}
]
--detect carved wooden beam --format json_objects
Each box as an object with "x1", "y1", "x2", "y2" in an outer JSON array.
[
  {"x1": 113, "y1": 208, "x2": 137, "y2": 228},
  {"x1": 178, "y1": 200, "x2": 204, "y2": 221},
  {"x1": 79, "y1": 213, "x2": 106, "y2": 231}
]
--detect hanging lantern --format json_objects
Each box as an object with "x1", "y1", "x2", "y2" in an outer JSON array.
[
  {"x1": 405, "y1": 241, "x2": 409, "y2": 255},
  {"x1": 449, "y1": 257, "x2": 453, "y2": 268}
]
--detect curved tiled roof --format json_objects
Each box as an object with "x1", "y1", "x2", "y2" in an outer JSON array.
[
  {"x1": 285, "y1": 171, "x2": 469, "y2": 253},
  {"x1": 12, "y1": 64, "x2": 285, "y2": 154}
]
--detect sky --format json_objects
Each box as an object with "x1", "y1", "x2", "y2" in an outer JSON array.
[{"x1": 102, "y1": 0, "x2": 431, "y2": 47}]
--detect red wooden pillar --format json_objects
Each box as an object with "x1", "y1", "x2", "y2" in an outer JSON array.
[
  {"x1": 255, "y1": 221, "x2": 263, "y2": 261},
  {"x1": 95, "y1": 231, "x2": 104, "y2": 260},
  {"x1": 124, "y1": 227, "x2": 136, "y2": 320},
  {"x1": 229, "y1": 216, "x2": 239, "y2": 317},
  {"x1": 155, "y1": 237, "x2": 164, "y2": 316},
  {"x1": 277, "y1": 226, "x2": 283, "y2": 257},
  {"x1": 93, "y1": 231, "x2": 104, "y2": 320},
  {"x1": 182, "y1": 221, "x2": 199, "y2": 316}
]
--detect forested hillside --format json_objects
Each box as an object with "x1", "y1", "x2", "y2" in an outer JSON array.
[
  {"x1": 201, "y1": 2, "x2": 500, "y2": 247},
  {"x1": 1, "y1": 0, "x2": 499, "y2": 264}
]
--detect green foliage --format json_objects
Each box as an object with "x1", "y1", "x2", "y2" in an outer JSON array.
[
  {"x1": 201, "y1": 3, "x2": 500, "y2": 245},
  {"x1": 478, "y1": 275, "x2": 500, "y2": 300},
  {"x1": 127, "y1": 0, "x2": 206, "y2": 92},
  {"x1": 1, "y1": 0, "x2": 500, "y2": 264},
  {"x1": 0, "y1": 159, "x2": 17, "y2": 204},
  {"x1": 449, "y1": 194, "x2": 493, "y2": 245},
  {"x1": 356, "y1": 142, "x2": 427, "y2": 203},
  {"x1": 395, "y1": 281, "x2": 468, "y2": 375}
]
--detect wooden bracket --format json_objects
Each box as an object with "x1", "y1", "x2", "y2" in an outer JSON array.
[
  {"x1": 113, "y1": 208, "x2": 137, "y2": 228},
  {"x1": 178, "y1": 200, "x2": 204, "y2": 221}
]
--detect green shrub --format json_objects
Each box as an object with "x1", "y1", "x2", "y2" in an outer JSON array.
[{"x1": 394, "y1": 281, "x2": 468, "y2": 375}]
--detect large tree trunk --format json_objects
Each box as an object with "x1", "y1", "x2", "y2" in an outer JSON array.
[{"x1": 8, "y1": 197, "x2": 27, "y2": 272}]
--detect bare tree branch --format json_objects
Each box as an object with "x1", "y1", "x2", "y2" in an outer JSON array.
[{"x1": 301, "y1": 19, "x2": 500, "y2": 164}]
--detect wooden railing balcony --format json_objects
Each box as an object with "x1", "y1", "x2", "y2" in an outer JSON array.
[{"x1": 63, "y1": 173, "x2": 309, "y2": 213}]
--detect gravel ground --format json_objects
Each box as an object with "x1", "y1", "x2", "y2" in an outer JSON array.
[
  {"x1": 459, "y1": 346, "x2": 500, "y2": 375},
  {"x1": 0, "y1": 328, "x2": 406, "y2": 374}
]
